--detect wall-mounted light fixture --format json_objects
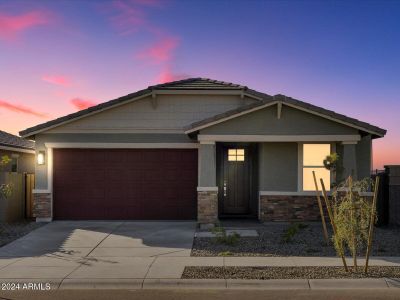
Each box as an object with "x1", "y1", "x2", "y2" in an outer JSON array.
[{"x1": 37, "y1": 151, "x2": 45, "y2": 165}]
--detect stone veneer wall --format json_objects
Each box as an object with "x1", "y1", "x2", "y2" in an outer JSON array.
[
  {"x1": 33, "y1": 192, "x2": 52, "y2": 220},
  {"x1": 260, "y1": 195, "x2": 327, "y2": 222},
  {"x1": 197, "y1": 190, "x2": 218, "y2": 224}
]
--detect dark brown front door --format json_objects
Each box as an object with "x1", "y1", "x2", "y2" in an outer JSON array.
[
  {"x1": 53, "y1": 148, "x2": 197, "y2": 220},
  {"x1": 221, "y1": 146, "x2": 251, "y2": 215}
]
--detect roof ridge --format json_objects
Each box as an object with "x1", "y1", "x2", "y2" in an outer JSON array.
[{"x1": 149, "y1": 77, "x2": 247, "y2": 90}]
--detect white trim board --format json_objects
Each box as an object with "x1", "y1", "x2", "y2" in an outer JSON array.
[
  {"x1": 44, "y1": 143, "x2": 200, "y2": 149},
  {"x1": 46, "y1": 129, "x2": 185, "y2": 134},
  {"x1": 0, "y1": 145, "x2": 35, "y2": 154},
  {"x1": 198, "y1": 135, "x2": 360, "y2": 142}
]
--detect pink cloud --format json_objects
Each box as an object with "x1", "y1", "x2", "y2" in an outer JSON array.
[
  {"x1": 157, "y1": 67, "x2": 189, "y2": 83},
  {"x1": 0, "y1": 11, "x2": 50, "y2": 41},
  {"x1": 70, "y1": 98, "x2": 98, "y2": 110},
  {"x1": 0, "y1": 99, "x2": 48, "y2": 118},
  {"x1": 42, "y1": 75, "x2": 71, "y2": 87},
  {"x1": 105, "y1": 0, "x2": 146, "y2": 35},
  {"x1": 133, "y1": 0, "x2": 165, "y2": 7},
  {"x1": 137, "y1": 36, "x2": 179, "y2": 64}
]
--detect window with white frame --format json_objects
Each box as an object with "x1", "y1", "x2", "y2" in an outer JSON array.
[{"x1": 302, "y1": 144, "x2": 331, "y2": 191}]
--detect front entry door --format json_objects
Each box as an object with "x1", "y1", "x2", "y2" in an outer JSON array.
[{"x1": 221, "y1": 146, "x2": 251, "y2": 215}]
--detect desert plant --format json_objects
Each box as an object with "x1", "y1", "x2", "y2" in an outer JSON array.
[
  {"x1": 212, "y1": 226, "x2": 241, "y2": 246},
  {"x1": 0, "y1": 155, "x2": 12, "y2": 198},
  {"x1": 282, "y1": 222, "x2": 308, "y2": 243},
  {"x1": 327, "y1": 176, "x2": 378, "y2": 272}
]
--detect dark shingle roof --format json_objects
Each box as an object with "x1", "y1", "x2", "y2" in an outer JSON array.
[
  {"x1": 149, "y1": 78, "x2": 247, "y2": 90},
  {"x1": 0, "y1": 130, "x2": 35, "y2": 150},
  {"x1": 20, "y1": 77, "x2": 386, "y2": 138},
  {"x1": 185, "y1": 94, "x2": 387, "y2": 137}
]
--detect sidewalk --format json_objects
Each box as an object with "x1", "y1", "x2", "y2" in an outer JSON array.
[{"x1": 0, "y1": 255, "x2": 399, "y2": 290}]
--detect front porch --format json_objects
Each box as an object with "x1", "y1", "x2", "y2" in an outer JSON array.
[{"x1": 196, "y1": 137, "x2": 366, "y2": 225}]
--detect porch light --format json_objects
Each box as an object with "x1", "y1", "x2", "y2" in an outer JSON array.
[{"x1": 37, "y1": 151, "x2": 45, "y2": 165}]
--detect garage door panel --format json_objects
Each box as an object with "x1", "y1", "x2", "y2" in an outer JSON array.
[{"x1": 53, "y1": 148, "x2": 197, "y2": 220}]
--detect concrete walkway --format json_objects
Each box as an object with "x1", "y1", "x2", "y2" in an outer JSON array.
[{"x1": 0, "y1": 221, "x2": 399, "y2": 290}]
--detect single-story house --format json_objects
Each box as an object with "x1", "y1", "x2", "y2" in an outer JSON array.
[
  {"x1": 0, "y1": 130, "x2": 35, "y2": 174},
  {"x1": 20, "y1": 78, "x2": 386, "y2": 223}
]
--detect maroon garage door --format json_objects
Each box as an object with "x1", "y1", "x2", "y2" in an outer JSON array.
[{"x1": 53, "y1": 149, "x2": 198, "y2": 220}]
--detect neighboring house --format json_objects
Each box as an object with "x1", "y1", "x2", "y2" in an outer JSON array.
[
  {"x1": 0, "y1": 130, "x2": 35, "y2": 222},
  {"x1": 0, "y1": 130, "x2": 35, "y2": 174},
  {"x1": 19, "y1": 78, "x2": 386, "y2": 223}
]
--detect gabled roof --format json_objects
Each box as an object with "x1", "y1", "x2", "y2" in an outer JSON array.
[
  {"x1": 0, "y1": 130, "x2": 35, "y2": 150},
  {"x1": 19, "y1": 77, "x2": 386, "y2": 138},
  {"x1": 185, "y1": 94, "x2": 387, "y2": 138},
  {"x1": 20, "y1": 78, "x2": 253, "y2": 138}
]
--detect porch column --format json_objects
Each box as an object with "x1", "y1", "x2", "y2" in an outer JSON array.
[
  {"x1": 197, "y1": 142, "x2": 218, "y2": 225},
  {"x1": 342, "y1": 142, "x2": 358, "y2": 180}
]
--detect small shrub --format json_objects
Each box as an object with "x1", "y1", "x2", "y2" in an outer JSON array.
[
  {"x1": 218, "y1": 251, "x2": 233, "y2": 256},
  {"x1": 212, "y1": 226, "x2": 241, "y2": 246},
  {"x1": 282, "y1": 222, "x2": 308, "y2": 243}
]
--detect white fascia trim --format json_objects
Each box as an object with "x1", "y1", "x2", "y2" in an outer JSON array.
[
  {"x1": 46, "y1": 129, "x2": 185, "y2": 134},
  {"x1": 0, "y1": 145, "x2": 35, "y2": 154},
  {"x1": 199, "y1": 141, "x2": 215, "y2": 145},
  {"x1": 197, "y1": 186, "x2": 218, "y2": 192},
  {"x1": 44, "y1": 143, "x2": 200, "y2": 149},
  {"x1": 198, "y1": 135, "x2": 361, "y2": 142},
  {"x1": 185, "y1": 101, "x2": 278, "y2": 134},
  {"x1": 283, "y1": 102, "x2": 384, "y2": 137},
  {"x1": 21, "y1": 93, "x2": 152, "y2": 138},
  {"x1": 32, "y1": 189, "x2": 51, "y2": 194},
  {"x1": 342, "y1": 141, "x2": 358, "y2": 145}
]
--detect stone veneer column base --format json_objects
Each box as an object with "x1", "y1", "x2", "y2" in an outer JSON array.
[
  {"x1": 33, "y1": 192, "x2": 52, "y2": 222},
  {"x1": 260, "y1": 195, "x2": 327, "y2": 222},
  {"x1": 197, "y1": 187, "x2": 218, "y2": 225}
]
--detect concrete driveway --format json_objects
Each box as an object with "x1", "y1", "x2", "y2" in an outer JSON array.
[{"x1": 0, "y1": 221, "x2": 224, "y2": 288}]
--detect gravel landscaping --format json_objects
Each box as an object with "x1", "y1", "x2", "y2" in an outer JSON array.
[
  {"x1": 192, "y1": 223, "x2": 400, "y2": 257},
  {"x1": 0, "y1": 221, "x2": 44, "y2": 247},
  {"x1": 182, "y1": 266, "x2": 400, "y2": 279}
]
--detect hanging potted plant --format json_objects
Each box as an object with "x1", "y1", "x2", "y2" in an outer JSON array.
[{"x1": 323, "y1": 153, "x2": 339, "y2": 188}]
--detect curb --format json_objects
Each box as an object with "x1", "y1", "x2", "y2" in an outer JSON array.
[{"x1": 5, "y1": 278, "x2": 397, "y2": 290}]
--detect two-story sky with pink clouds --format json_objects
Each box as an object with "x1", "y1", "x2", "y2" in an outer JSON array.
[{"x1": 0, "y1": 0, "x2": 399, "y2": 169}]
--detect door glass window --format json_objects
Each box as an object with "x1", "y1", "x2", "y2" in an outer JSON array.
[{"x1": 228, "y1": 149, "x2": 245, "y2": 161}]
